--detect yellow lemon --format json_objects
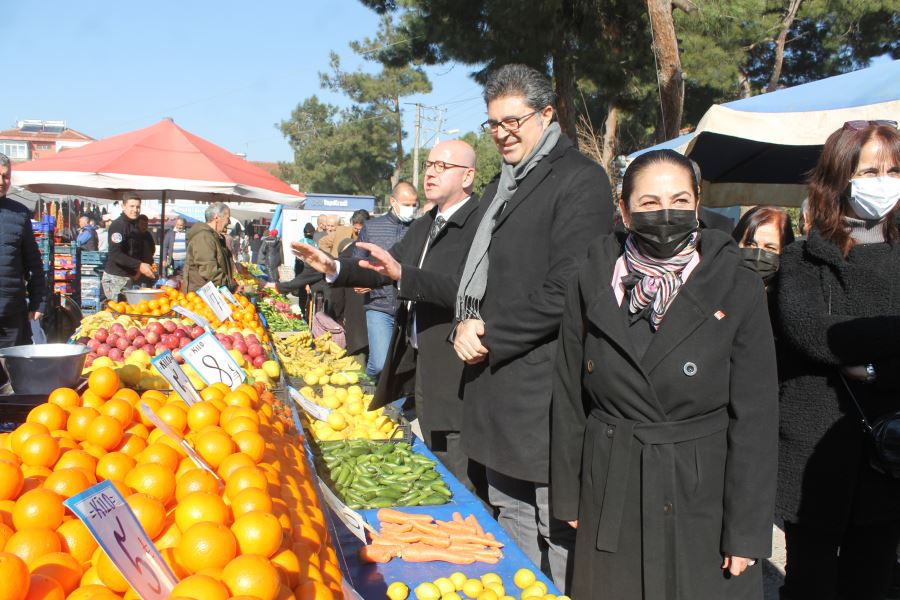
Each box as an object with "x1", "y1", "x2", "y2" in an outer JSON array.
[
  {"x1": 520, "y1": 584, "x2": 545, "y2": 599},
  {"x1": 514, "y1": 568, "x2": 537, "y2": 589},
  {"x1": 462, "y1": 579, "x2": 484, "y2": 598},
  {"x1": 433, "y1": 577, "x2": 455, "y2": 596},
  {"x1": 486, "y1": 582, "x2": 505, "y2": 597},
  {"x1": 476, "y1": 591, "x2": 499, "y2": 600},
  {"x1": 413, "y1": 582, "x2": 441, "y2": 600},
  {"x1": 386, "y1": 581, "x2": 409, "y2": 600}
]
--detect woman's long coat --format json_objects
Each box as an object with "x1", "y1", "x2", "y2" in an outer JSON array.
[
  {"x1": 775, "y1": 228, "x2": 900, "y2": 530},
  {"x1": 551, "y1": 229, "x2": 778, "y2": 600}
]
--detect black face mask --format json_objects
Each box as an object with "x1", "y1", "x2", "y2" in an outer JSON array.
[
  {"x1": 628, "y1": 209, "x2": 699, "y2": 258},
  {"x1": 740, "y1": 247, "x2": 780, "y2": 283}
]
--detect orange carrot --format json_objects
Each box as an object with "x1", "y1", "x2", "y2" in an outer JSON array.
[
  {"x1": 465, "y1": 514, "x2": 485, "y2": 536},
  {"x1": 452, "y1": 512, "x2": 464, "y2": 523},
  {"x1": 410, "y1": 521, "x2": 450, "y2": 538},
  {"x1": 377, "y1": 508, "x2": 432, "y2": 524},
  {"x1": 417, "y1": 534, "x2": 452, "y2": 548},
  {"x1": 359, "y1": 545, "x2": 400, "y2": 563},
  {"x1": 447, "y1": 533, "x2": 504, "y2": 548},
  {"x1": 380, "y1": 522, "x2": 413, "y2": 533},
  {"x1": 435, "y1": 521, "x2": 476, "y2": 535},
  {"x1": 399, "y1": 543, "x2": 476, "y2": 564}
]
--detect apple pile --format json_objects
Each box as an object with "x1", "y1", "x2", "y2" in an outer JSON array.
[{"x1": 76, "y1": 320, "x2": 268, "y2": 368}]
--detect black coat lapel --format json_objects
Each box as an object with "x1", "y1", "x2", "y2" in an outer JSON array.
[{"x1": 640, "y1": 286, "x2": 710, "y2": 374}]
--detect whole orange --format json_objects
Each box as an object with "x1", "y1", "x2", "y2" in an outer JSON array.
[
  {"x1": 155, "y1": 404, "x2": 187, "y2": 434},
  {"x1": 224, "y1": 466, "x2": 267, "y2": 500},
  {"x1": 95, "y1": 549, "x2": 129, "y2": 592},
  {"x1": 216, "y1": 453, "x2": 255, "y2": 480},
  {"x1": 174, "y1": 469, "x2": 220, "y2": 502},
  {"x1": 176, "y1": 522, "x2": 237, "y2": 574},
  {"x1": 95, "y1": 452, "x2": 135, "y2": 482},
  {"x1": 194, "y1": 430, "x2": 235, "y2": 469},
  {"x1": 41, "y1": 469, "x2": 91, "y2": 499},
  {"x1": 230, "y1": 511, "x2": 282, "y2": 558},
  {"x1": 0, "y1": 461, "x2": 24, "y2": 501},
  {"x1": 87, "y1": 367, "x2": 120, "y2": 399},
  {"x1": 174, "y1": 491, "x2": 228, "y2": 532},
  {"x1": 65, "y1": 408, "x2": 99, "y2": 443},
  {"x1": 170, "y1": 573, "x2": 229, "y2": 600},
  {"x1": 124, "y1": 493, "x2": 166, "y2": 539},
  {"x1": 230, "y1": 487, "x2": 273, "y2": 520},
  {"x1": 29, "y1": 551, "x2": 82, "y2": 594},
  {"x1": 84, "y1": 416, "x2": 123, "y2": 451},
  {"x1": 136, "y1": 443, "x2": 180, "y2": 472},
  {"x1": 231, "y1": 431, "x2": 265, "y2": 464},
  {"x1": 4, "y1": 528, "x2": 61, "y2": 566},
  {"x1": 55, "y1": 520, "x2": 97, "y2": 565},
  {"x1": 26, "y1": 405, "x2": 67, "y2": 433},
  {"x1": 52, "y1": 450, "x2": 97, "y2": 473},
  {"x1": 115, "y1": 433, "x2": 147, "y2": 459},
  {"x1": 0, "y1": 551, "x2": 29, "y2": 600},
  {"x1": 62, "y1": 585, "x2": 120, "y2": 600},
  {"x1": 47, "y1": 388, "x2": 80, "y2": 410},
  {"x1": 9, "y1": 424, "x2": 49, "y2": 457},
  {"x1": 186, "y1": 402, "x2": 220, "y2": 432},
  {"x1": 98, "y1": 399, "x2": 134, "y2": 428},
  {"x1": 124, "y1": 463, "x2": 176, "y2": 505},
  {"x1": 12, "y1": 489, "x2": 64, "y2": 531},
  {"x1": 221, "y1": 554, "x2": 281, "y2": 600}
]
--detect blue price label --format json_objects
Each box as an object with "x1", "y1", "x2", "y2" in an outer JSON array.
[{"x1": 64, "y1": 481, "x2": 177, "y2": 599}]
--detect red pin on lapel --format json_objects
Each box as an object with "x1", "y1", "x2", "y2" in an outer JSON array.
[{"x1": 714, "y1": 310, "x2": 726, "y2": 320}]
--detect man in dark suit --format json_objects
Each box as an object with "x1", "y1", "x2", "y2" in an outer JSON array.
[
  {"x1": 292, "y1": 139, "x2": 483, "y2": 491},
  {"x1": 358, "y1": 65, "x2": 614, "y2": 592}
]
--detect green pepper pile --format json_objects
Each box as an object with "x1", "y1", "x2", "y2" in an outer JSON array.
[{"x1": 316, "y1": 440, "x2": 451, "y2": 509}]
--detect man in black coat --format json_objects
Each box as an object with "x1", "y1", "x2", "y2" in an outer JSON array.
[
  {"x1": 0, "y1": 154, "x2": 47, "y2": 381},
  {"x1": 101, "y1": 193, "x2": 156, "y2": 300},
  {"x1": 360, "y1": 65, "x2": 614, "y2": 591},
  {"x1": 292, "y1": 140, "x2": 482, "y2": 492}
]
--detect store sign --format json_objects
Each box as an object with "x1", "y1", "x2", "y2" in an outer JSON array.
[
  {"x1": 317, "y1": 475, "x2": 366, "y2": 542},
  {"x1": 64, "y1": 481, "x2": 177, "y2": 599},
  {"x1": 150, "y1": 351, "x2": 202, "y2": 406},
  {"x1": 172, "y1": 305, "x2": 211, "y2": 332},
  {"x1": 197, "y1": 282, "x2": 233, "y2": 322},
  {"x1": 289, "y1": 386, "x2": 330, "y2": 422},
  {"x1": 181, "y1": 332, "x2": 246, "y2": 390}
]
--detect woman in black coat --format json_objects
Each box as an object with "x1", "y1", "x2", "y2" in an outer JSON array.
[
  {"x1": 552, "y1": 149, "x2": 778, "y2": 599},
  {"x1": 775, "y1": 122, "x2": 900, "y2": 600}
]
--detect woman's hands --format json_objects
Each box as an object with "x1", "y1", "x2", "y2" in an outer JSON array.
[{"x1": 721, "y1": 555, "x2": 756, "y2": 577}]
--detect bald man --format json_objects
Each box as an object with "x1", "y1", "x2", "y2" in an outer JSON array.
[{"x1": 293, "y1": 142, "x2": 484, "y2": 492}]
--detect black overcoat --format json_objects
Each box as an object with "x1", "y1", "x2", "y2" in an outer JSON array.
[
  {"x1": 333, "y1": 198, "x2": 481, "y2": 442},
  {"x1": 402, "y1": 134, "x2": 614, "y2": 483},
  {"x1": 551, "y1": 230, "x2": 778, "y2": 600},
  {"x1": 775, "y1": 229, "x2": 900, "y2": 530}
]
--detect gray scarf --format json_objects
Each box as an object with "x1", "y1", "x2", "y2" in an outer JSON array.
[{"x1": 455, "y1": 122, "x2": 562, "y2": 320}]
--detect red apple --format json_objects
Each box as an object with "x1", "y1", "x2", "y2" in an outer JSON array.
[
  {"x1": 148, "y1": 322, "x2": 165, "y2": 336},
  {"x1": 76, "y1": 336, "x2": 91, "y2": 345},
  {"x1": 142, "y1": 344, "x2": 156, "y2": 357},
  {"x1": 243, "y1": 353, "x2": 253, "y2": 364},
  {"x1": 190, "y1": 325, "x2": 205, "y2": 339},
  {"x1": 108, "y1": 348, "x2": 124, "y2": 362},
  {"x1": 97, "y1": 344, "x2": 110, "y2": 356},
  {"x1": 133, "y1": 336, "x2": 147, "y2": 348},
  {"x1": 173, "y1": 349, "x2": 185, "y2": 364},
  {"x1": 123, "y1": 346, "x2": 135, "y2": 358},
  {"x1": 178, "y1": 337, "x2": 191, "y2": 348},
  {"x1": 233, "y1": 340, "x2": 248, "y2": 354},
  {"x1": 84, "y1": 353, "x2": 96, "y2": 367},
  {"x1": 163, "y1": 321, "x2": 177, "y2": 333},
  {"x1": 247, "y1": 334, "x2": 260, "y2": 345},
  {"x1": 106, "y1": 334, "x2": 119, "y2": 347},
  {"x1": 115, "y1": 337, "x2": 129, "y2": 351},
  {"x1": 252, "y1": 355, "x2": 266, "y2": 368},
  {"x1": 110, "y1": 323, "x2": 126, "y2": 336},
  {"x1": 155, "y1": 342, "x2": 167, "y2": 355},
  {"x1": 126, "y1": 327, "x2": 140, "y2": 341},
  {"x1": 94, "y1": 328, "x2": 108, "y2": 343},
  {"x1": 87, "y1": 339, "x2": 100, "y2": 351},
  {"x1": 247, "y1": 344, "x2": 263, "y2": 358},
  {"x1": 145, "y1": 331, "x2": 160, "y2": 345},
  {"x1": 165, "y1": 336, "x2": 180, "y2": 350}
]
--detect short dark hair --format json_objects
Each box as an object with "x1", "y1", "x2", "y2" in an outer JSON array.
[
  {"x1": 137, "y1": 214, "x2": 149, "y2": 223},
  {"x1": 483, "y1": 64, "x2": 555, "y2": 111},
  {"x1": 351, "y1": 209, "x2": 370, "y2": 225},
  {"x1": 620, "y1": 150, "x2": 699, "y2": 213},
  {"x1": 732, "y1": 206, "x2": 795, "y2": 249}
]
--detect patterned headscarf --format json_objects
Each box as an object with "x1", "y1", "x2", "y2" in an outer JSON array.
[{"x1": 622, "y1": 232, "x2": 699, "y2": 330}]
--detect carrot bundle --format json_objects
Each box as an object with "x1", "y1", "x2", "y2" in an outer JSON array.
[{"x1": 358, "y1": 509, "x2": 505, "y2": 565}]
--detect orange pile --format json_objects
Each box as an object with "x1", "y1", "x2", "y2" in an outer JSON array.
[
  {"x1": 106, "y1": 287, "x2": 267, "y2": 339},
  {"x1": 0, "y1": 367, "x2": 342, "y2": 600}
]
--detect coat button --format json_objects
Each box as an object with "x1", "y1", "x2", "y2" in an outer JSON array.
[
  {"x1": 605, "y1": 427, "x2": 615, "y2": 438},
  {"x1": 586, "y1": 359, "x2": 594, "y2": 374},
  {"x1": 663, "y1": 502, "x2": 673, "y2": 515},
  {"x1": 683, "y1": 362, "x2": 697, "y2": 377}
]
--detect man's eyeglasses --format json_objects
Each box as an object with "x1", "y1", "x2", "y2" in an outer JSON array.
[
  {"x1": 424, "y1": 160, "x2": 472, "y2": 174},
  {"x1": 843, "y1": 119, "x2": 897, "y2": 131},
  {"x1": 481, "y1": 110, "x2": 540, "y2": 133}
]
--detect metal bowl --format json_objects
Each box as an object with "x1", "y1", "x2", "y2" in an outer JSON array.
[
  {"x1": 123, "y1": 288, "x2": 166, "y2": 305},
  {"x1": 0, "y1": 344, "x2": 89, "y2": 394}
]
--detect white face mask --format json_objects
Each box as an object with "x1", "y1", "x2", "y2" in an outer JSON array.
[
  {"x1": 849, "y1": 176, "x2": 900, "y2": 220},
  {"x1": 394, "y1": 204, "x2": 416, "y2": 223}
]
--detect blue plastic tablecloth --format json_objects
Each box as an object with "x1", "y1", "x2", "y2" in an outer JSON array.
[{"x1": 287, "y1": 402, "x2": 561, "y2": 598}]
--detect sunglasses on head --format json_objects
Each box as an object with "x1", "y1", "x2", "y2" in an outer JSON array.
[{"x1": 843, "y1": 119, "x2": 898, "y2": 131}]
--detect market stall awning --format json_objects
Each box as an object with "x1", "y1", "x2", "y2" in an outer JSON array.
[
  {"x1": 11, "y1": 118, "x2": 305, "y2": 207},
  {"x1": 628, "y1": 60, "x2": 900, "y2": 207}
]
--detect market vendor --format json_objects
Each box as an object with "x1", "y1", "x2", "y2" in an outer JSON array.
[
  {"x1": 101, "y1": 192, "x2": 156, "y2": 300},
  {"x1": 0, "y1": 153, "x2": 48, "y2": 375},
  {"x1": 184, "y1": 202, "x2": 237, "y2": 293}
]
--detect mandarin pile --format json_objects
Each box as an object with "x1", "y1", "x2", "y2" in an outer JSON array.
[{"x1": 0, "y1": 367, "x2": 344, "y2": 600}]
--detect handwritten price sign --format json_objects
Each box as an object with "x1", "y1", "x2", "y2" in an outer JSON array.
[
  {"x1": 289, "y1": 386, "x2": 331, "y2": 422},
  {"x1": 64, "y1": 481, "x2": 177, "y2": 599},
  {"x1": 197, "y1": 282, "x2": 233, "y2": 322},
  {"x1": 172, "y1": 305, "x2": 211, "y2": 332},
  {"x1": 219, "y1": 286, "x2": 239, "y2": 306},
  {"x1": 150, "y1": 351, "x2": 203, "y2": 406},
  {"x1": 316, "y1": 475, "x2": 366, "y2": 542},
  {"x1": 181, "y1": 332, "x2": 245, "y2": 390}
]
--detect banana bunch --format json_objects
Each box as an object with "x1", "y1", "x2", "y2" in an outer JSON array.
[{"x1": 76, "y1": 311, "x2": 116, "y2": 338}]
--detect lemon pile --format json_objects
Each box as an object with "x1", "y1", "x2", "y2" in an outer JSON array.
[{"x1": 390, "y1": 568, "x2": 570, "y2": 600}]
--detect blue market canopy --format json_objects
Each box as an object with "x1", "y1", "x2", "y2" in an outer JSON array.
[{"x1": 629, "y1": 60, "x2": 899, "y2": 207}]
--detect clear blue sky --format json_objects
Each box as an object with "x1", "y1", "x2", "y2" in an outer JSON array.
[{"x1": 2, "y1": 0, "x2": 488, "y2": 163}]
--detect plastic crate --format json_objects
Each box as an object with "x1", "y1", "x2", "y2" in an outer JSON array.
[{"x1": 80, "y1": 251, "x2": 107, "y2": 265}]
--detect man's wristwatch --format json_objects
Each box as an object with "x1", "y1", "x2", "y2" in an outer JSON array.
[{"x1": 865, "y1": 363, "x2": 877, "y2": 383}]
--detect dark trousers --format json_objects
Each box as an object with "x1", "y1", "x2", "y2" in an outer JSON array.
[
  {"x1": 0, "y1": 312, "x2": 31, "y2": 387},
  {"x1": 782, "y1": 520, "x2": 900, "y2": 600}
]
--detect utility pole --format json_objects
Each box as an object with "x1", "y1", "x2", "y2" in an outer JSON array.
[{"x1": 412, "y1": 103, "x2": 422, "y2": 190}]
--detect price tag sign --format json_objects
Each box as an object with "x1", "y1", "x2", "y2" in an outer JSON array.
[
  {"x1": 197, "y1": 282, "x2": 233, "y2": 322},
  {"x1": 289, "y1": 386, "x2": 331, "y2": 422},
  {"x1": 64, "y1": 481, "x2": 177, "y2": 599},
  {"x1": 138, "y1": 402, "x2": 221, "y2": 481},
  {"x1": 181, "y1": 332, "x2": 246, "y2": 390},
  {"x1": 317, "y1": 475, "x2": 366, "y2": 542},
  {"x1": 172, "y1": 305, "x2": 211, "y2": 332},
  {"x1": 150, "y1": 351, "x2": 203, "y2": 406},
  {"x1": 342, "y1": 578, "x2": 365, "y2": 600},
  {"x1": 219, "y1": 286, "x2": 238, "y2": 306}
]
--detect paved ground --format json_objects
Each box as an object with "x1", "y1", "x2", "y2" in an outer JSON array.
[{"x1": 765, "y1": 525, "x2": 787, "y2": 600}]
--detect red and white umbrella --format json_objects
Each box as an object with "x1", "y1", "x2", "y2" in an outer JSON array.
[{"x1": 12, "y1": 118, "x2": 303, "y2": 206}]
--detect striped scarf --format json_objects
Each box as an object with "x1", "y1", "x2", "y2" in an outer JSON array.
[{"x1": 623, "y1": 231, "x2": 698, "y2": 330}]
